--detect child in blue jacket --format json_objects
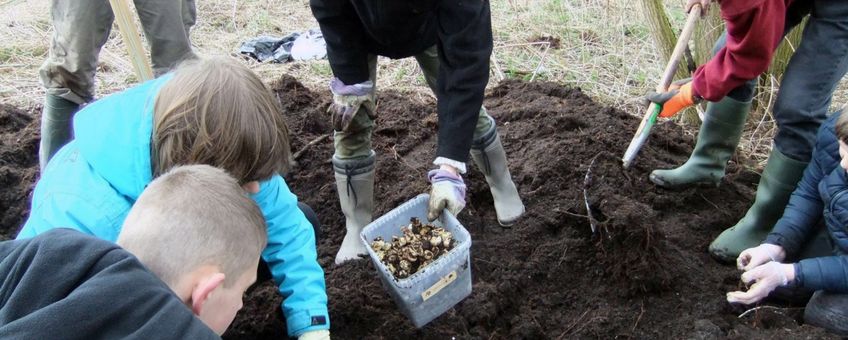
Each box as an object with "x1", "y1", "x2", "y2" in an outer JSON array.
[
  {"x1": 727, "y1": 109, "x2": 848, "y2": 336},
  {"x1": 18, "y1": 57, "x2": 330, "y2": 340}
]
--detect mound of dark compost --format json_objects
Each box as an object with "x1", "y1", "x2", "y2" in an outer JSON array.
[
  {"x1": 0, "y1": 104, "x2": 39, "y2": 240},
  {"x1": 0, "y1": 79, "x2": 834, "y2": 339}
]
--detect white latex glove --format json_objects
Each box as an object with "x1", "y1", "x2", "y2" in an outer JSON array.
[
  {"x1": 737, "y1": 243, "x2": 786, "y2": 271},
  {"x1": 299, "y1": 330, "x2": 330, "y2": 340},
  {"x1": 726, "y1": 261, "x2": 795, "y2": 305}
]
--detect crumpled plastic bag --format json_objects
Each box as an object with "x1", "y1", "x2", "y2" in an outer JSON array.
[
  {"x1": 239, "y1": 33, "x2": 299, "y2": 63},
  {"x1": 239, "y1": 29, "x2": 327, "y2": 63},
  {"x1": 291, "y1": 29, "x2": 327, "y2": 61}
]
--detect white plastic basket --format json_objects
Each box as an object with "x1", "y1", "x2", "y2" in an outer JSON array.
[{"x1": 360, "y1": 194, "x2": 472, "y2": 328}]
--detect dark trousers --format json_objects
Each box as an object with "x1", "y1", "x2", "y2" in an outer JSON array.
[{"x1": 714, "y1": 0, "x2": 848, "y2": 162}]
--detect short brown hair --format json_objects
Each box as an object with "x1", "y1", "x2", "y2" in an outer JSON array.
[
  {"x1": 152, "y1": 56, "x2": 291, "y2": 183},
  {"x1": 117, "y1": 164, "x2": 267, "y2": 287},
  {"x1": 837, "y1": 112, "x2": 848, "y2": 144}
]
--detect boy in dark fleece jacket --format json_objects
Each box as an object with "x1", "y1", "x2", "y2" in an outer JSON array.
[
  {"x1": 727, "y1": 110, "x2": 848, "y2": 336},
  {"x1": 0, "y1": 164, "x2": 266, "y2": 339}
]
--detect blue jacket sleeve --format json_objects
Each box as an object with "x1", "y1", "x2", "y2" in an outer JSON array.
[
  {"x1": 765, "y1": 115, "x2": 840, "y2": 255},
  {"x1": 796, "y1": 256, "x2": 848, "y2": 293},
  {"x1": 252, "y1": 175, "x2": 329, "y2": 337}
]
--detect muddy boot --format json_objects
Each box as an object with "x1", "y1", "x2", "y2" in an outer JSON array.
[
  {"x1": 650, "y1": 97, "x2": 750, "y2": 188},
  {"x1": 709, "y1": 148, "x2": 808, "y2": 262},
  {"x1": 39, "y1": 94, "x2": 80, "y2": 170},
  {"x1": 804, "y1": 291, "x2": 848, "y2": 336},
  {"x1": 333, "y1": 151, "x2": 375, "y2": 265},
  {"x1": 470, "y1": 118, "x2": 525, "y2": 226}
]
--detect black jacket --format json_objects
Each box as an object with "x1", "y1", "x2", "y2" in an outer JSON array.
[
  {"x1": 310, "y1": 0, "x2": 494, "y2": 162},
  {"x1": 0, "y1": 229, "x2": 220, "y2": 339}
]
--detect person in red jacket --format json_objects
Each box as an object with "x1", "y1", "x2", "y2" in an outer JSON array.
[{"x1": 646, "y1": 0, "x2": 848, "y2": 262}]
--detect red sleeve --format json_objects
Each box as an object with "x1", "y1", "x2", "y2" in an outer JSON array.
[{"x1": 691, "y1": 0, "x2": 787, "y2": 101}]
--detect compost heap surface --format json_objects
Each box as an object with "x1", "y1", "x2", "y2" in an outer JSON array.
[{"x1": 0, "y1": 79, "x2": 834, "y2": 339}]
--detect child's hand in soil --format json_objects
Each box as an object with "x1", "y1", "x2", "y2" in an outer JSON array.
[
  {"x1": 299, "y1": 329, "x2": 330, "y2": 340},
  {"x1": 737, "y1": 244, "x2": 786, "y2": 271},
  {"x1": 726, "y1": 261, "x2": 795, "y2": 305}
]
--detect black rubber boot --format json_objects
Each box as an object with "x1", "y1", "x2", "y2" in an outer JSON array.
[{"x1": 39, "y1": 94, "x2": 80, "y2": 170}]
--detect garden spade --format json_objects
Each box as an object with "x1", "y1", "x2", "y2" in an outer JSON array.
[
  {"x1": 108, "y1": 0, "x2": 154, "y2": 82},
  {"x1": 622, "y1": 4, "x2": 702, "y2": 168}
]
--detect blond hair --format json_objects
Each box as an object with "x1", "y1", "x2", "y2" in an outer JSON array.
[
  {"x1": 117, "y1": 164, "x2": 267, "y2": 287},
  {"x1": 152, "y1": 56, "x2": 291, "y2": 183}
]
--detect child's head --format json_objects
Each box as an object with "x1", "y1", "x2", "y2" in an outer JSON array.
[
  {"x1": 117, "y1": 164, "x2": 267, "y2": 335},
  {"x1": 836, "y1": 112, "x2": 848, "y2": 172},
  {"x1": 152, "y1": 56, "x2": 291, "y2": 187}
]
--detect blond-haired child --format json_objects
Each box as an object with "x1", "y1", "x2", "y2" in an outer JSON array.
[{"x1": 0, "y1": 165, "x2": 265, "y2": 337}]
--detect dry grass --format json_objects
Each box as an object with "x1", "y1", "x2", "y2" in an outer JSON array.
[{"x1": 1, "y1": 0, "x2": 846, "y2": 165}]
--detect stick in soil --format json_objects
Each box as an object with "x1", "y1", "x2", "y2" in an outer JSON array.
[
  {"x1": 390, "y1": 144, "x2": 418, "y2": 172},
  {"x1": 293, "y1": 134, "x2": 330, "y2": 160},
  {"x1": 631, "y1": 301, "x2": 645, "y2": 332},
  {"x1": 737, "y1": 305, "x2": 792, "y2": 319},
  {"x1": 583, "y1": 155, "x2": 600, "y2": 235}
]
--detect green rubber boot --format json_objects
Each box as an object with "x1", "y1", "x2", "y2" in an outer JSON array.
[
  {"x1": 39, "y1": 94, "x2": 80, "y2": 170},
  {"x1": 650, "y1": 97, "x2": 751, "y2": 188},
  {"x1": 709, "y1": 148, "x2": 808, "y2": 263}
]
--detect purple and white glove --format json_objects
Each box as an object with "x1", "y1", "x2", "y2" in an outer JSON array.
[
  {"x1": 427, "y1": 169, "x2": 467, "y2": 222},
  {"x1": 329, "y1": 77, "x2": 375, "y2": 131}
]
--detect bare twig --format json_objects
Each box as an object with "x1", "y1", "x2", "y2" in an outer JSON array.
[
  {"x1": 561, "y1": 210, "x2": 589, "y2": 218},
  {"x1": 490, "y1": 51, "x2": 506, "y2": 82},
  {"x1": 737, "y1": 305, "x2": 790, "y2": 319},
  {"x1": 631, "y1": 301, "x2": 645, "y2": 332},
  {"x1": 389, "y1": 145, "x2": 418, "y2": 171},
  {"x1": 530, "y1": 42, "x2": 550, "y2": 82},
  {"x1": 293, "y1": 134, "x2": 329, "y2": 160},
  {"x1": 699, "y1": 193, "x2": 720, "y2": 210},
  {"x1": 583, "y1": 154, "x2": 600, "y2": 234},
  {"x1": 557, "y1": 309, "x2": 591, "y2": 339}
]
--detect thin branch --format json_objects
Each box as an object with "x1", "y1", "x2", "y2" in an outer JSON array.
[
  {"x1": 293, "y1": 134, "x2": 329, "y2": 160},
  {"x1": 737, "y1": 305, "x2": 797, "y2": 319},
  {"x1": 583, "y1": 154, "x2": 600, "y2": 235},
  {"x1": 530, "y1": 42, "x2": 550, "y2": 82}
]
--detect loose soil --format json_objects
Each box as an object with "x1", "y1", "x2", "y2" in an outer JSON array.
[{"x1": 0, "y1": 78, "x2": 834, "y2": 339}]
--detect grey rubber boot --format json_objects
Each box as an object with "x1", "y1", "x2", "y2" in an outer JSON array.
[
  {"x1": 709, "y1": 148, "x2": 808, "y2": 262},
  {"x1": 805, "y1": 291, "x2": 848, "y2": 336},
  {"x1": 470, "y1": 117, "x2": 525, "y2": 226},
  {"x1": 39, "y1": 94, "x2": 80, "y2": 170},
  {"x1": 333, "y1": 151, "x2": 376, "y2": 265},
  {"x1": 650, "y1": 97, "x2": 751, "y2": 188}
]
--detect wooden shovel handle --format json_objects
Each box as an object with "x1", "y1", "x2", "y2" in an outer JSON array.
[
  {"x1": 656, "y1": 4, "x2": 702, "y2": 92},
  {"x1": 108, "y1": 0, "x2": 154, "y2": 82},
  {"x1": 622, "y1": 4, "x2": 702, "y2": 168}
]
